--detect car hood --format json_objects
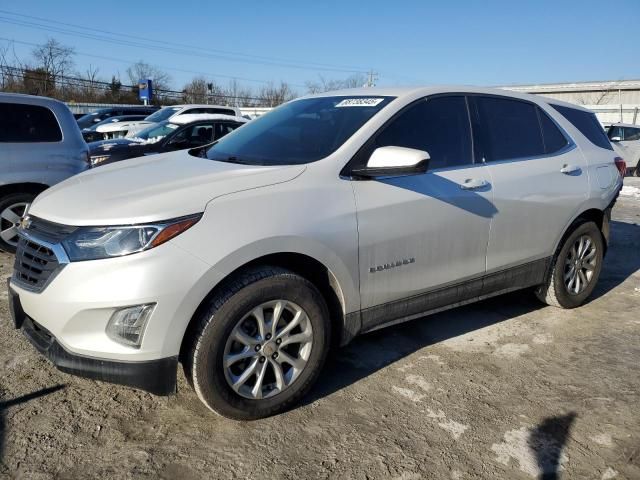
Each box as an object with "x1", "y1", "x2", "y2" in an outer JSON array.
[
  {"x1": 29, "y1": 151, "x2": 306, "y2": 226},
  {"x1": 89, "y1": 138, "x2": 142, "y2": 151},
  {"x1": 97, "y1": 120, "x2": 153, "y2": 133}
]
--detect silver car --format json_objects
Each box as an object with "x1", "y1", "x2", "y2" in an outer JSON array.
[{"x1": 0, "y1": 93, "x2": 88, "y2": 252}]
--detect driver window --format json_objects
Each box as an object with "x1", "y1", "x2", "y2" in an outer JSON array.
[{"x1": 375, "y1": 96, "x2": 473, "y2": 169}]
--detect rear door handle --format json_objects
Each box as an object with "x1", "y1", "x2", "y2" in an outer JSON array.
[
  {"x1": 460, "y1": 178, "x2": 489, "y2": 190},
  {"x1": 560, "y1": 164, "x2": 581, "y2": 174}
]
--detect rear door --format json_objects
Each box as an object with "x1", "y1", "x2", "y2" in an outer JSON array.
[
  {"x1": 619, "y1": 127, "x2": 640, "y2": 171},
  {"x1": 472, "y1": 95, "x2": 589, "y2": 278},
  {"x1": 352, "y1": 95, "x2": 493, "y2": 327}
]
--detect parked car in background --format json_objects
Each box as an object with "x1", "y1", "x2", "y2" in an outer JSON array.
[
  {"x1": 120, "y1": 104, "x2": 243, "y2": 138},
  {"x1": 608, "y1": 123, "x2": 640, "y2": 176},
  {"x1": 76, "y1": 106, "x2": 158, "y2": 130},
  {"x1": 82, "y1": 115, "x2": 148, "y2": 142},
  {"x1": 0, "y1": 93, "x2": 88, "y2": 252},
  {"x1": 88, "y1": 114, "x2": 246, "y2": 167},
  {"x1": 8, "y1": 87, "x2": 623, "y2": 419}
]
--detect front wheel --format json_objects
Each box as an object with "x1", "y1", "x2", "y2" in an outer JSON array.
[
  {"x1": 536, "y1": 221, "x2": 604, "y2": 308},
  {"x1": 183, "y1": 267, "x2": 330, "y2": 420},
  {"x1": 0, "y1": 193, "x2": 34, "y2": 253}
]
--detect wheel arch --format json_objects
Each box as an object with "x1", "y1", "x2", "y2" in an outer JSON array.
[
  {"x1": 179, "y1": 251, "x2": 357, "y2": 362},
  {"x1": 0, "y1": 182, "x2": 49, "y2": 199},
  {"x1": 552, "y1": 206, "x2": 607, "y2": 260}
]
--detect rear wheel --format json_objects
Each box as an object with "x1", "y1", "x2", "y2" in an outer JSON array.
[
  {"x1": 0, "y1": 193, "x2": 34, "y2": 253},
  {"x1": 183, "y1": 267, "x2": 330, "y2": 420},
  {"x1": 634, "y1": 160, "x2": 640, "y2": 177},
  {"x1": 536, "y1": 221, "x2": 604, "y2": 308}
]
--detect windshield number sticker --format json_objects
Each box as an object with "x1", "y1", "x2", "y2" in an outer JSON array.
[{"x1": 335, "y1": 98, "x2": 384, "y2": 108}]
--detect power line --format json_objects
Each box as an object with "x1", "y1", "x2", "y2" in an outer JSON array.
[
  {"x1": 0, "y1": 9, "x2": 369, "y2": 74},
  {"x1": 0, "y1": 13, "x2": 369, "y2": 75},
  {"x1": 0, "y1": 37, "x2": 308, "y2": 88}
]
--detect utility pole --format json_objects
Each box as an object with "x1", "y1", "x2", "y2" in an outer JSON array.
[{"x1": 364, "y1": 70, "x2": 378, "y2": 88}]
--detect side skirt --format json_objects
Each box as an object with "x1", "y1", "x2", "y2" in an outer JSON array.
[{"x1": 358, "y1": 257, "x2": 551, "y2": 334}]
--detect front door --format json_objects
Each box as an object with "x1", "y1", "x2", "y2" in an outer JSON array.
[{"x1": 351, "y1": 95, "x2": 494, "y2": 329}]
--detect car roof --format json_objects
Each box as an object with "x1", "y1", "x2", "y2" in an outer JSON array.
[
  {"x1": 609, "y1": 122, "x2": 640, "y2": 128},
  {"x1": 0, "y1": 92, "x2": 67, "y2": 108},
  {"x1": 161, "y1": 104, "x2": 239, "y2": 110},
  {"x1": 170, "y1": 114, "x2": 248, "y2": 125},
  {"x1": 298, "y1": 85, "x2": 594, "y2": 112}
]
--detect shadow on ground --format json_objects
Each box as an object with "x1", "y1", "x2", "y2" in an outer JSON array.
[
  {"x1": 528, "y1": 412, "x2": 576, "y2": 480},
  {"x1": 591, "y1": 220, "x2": 640, "y2": 299},
  {"x1": 305, "y1": 290, "x2": 544, "y2": 405},
  {"x1": 0, "y1": 385, "x2": 65, "y2": 466}
]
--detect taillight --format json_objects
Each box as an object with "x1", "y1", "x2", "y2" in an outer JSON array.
[{"x1": 614, "y1": 157, "x2": 626, "y2": 177}]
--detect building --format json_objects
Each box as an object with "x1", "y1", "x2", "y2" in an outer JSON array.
[{"x1": 502, "y1": 79, "x2": 640, "y2": 125}]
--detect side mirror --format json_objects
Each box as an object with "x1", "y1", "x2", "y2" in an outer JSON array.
[
  {"x1": 610, "y1": 136, "x2": 621, "y2": 142},
  {"x1": 352, "y1": 146, "x2": 430, "y2": 178}
]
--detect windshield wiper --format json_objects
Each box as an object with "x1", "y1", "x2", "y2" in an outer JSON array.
[{"x1": 215, "y1": 156, "x2": 255, "y2": 165}]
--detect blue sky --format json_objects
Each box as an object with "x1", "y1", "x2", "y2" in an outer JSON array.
[{"x1": 1, "y1": 0, "x2": 638, "y2": 93}]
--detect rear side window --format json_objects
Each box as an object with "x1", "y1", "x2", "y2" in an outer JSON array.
[
  {"x1": 550, "y1": 104, "x2": 612, "y2": 150},
  {"x1": 0, "y1": 103, "x2": 62, "y2": 142},
  {"x1": 188, "y1": 108, "x2": 235, "y2": 115},
  {"x1": 624, "y1": 127, "x2": 640, "y2": 141},
  {"x1": 375, "y1": 96, "x2": 473, "y2": 169},
  {"x1": 474, "y1": 96, "x2": 545, "y2": 161},
  {"x1": 537, "y1": 109, "x2": 569, "y2": 154}
]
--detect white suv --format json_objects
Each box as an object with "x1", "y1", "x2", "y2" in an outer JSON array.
[
  {"x1": 607, "y1": 123, "x2": 640, "y2": 176},
  {"x1": 8, "y1": 87, "x2": 623, "y2": 419}
]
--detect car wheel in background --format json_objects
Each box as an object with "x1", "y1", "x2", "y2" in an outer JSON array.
[
  {"x1": 634, "y1": 160, "x2": 640, "y2": 177},
  {"x1": 536, "y1": 221, "x2": 604, "y2": 309},
  {"x1": 0, "y1": 193, "x2": 34, "y2": 253},
  {"x1": 183, "y1": 267, "x2": 331, "y2": 420}
]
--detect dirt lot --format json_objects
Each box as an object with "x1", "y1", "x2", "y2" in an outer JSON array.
[{"x1": 1, "y1": 179, "x2": 639, "y2": 480}]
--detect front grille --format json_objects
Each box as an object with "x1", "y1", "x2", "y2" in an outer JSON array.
[
  {"x1": 13, "y1": 237, "x2": 62, "y2": 292},
  {"x1": 12, "y1": 216, "x2": 72, "y2": 293}
]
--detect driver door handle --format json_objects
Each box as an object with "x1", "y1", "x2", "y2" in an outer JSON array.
[
  {"x1": 460, "y1": 178, "x2": 489, "y2": 190},
  {"x1": 560, "y1": 164, "x2": 581, "y2": 174}
]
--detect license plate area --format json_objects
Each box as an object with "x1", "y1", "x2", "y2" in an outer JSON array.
[{"x1": 7, "y1": 279, "x2": 26, "y2": 329}]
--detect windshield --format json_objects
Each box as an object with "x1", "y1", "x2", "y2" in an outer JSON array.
[
  {"x1": 206, "y1": 96, "x2": 394, "y2": 165},
  {"x1": 130, "y1": 121, "x2": 179, "y2": 144},
  {"x1": 145, "y1": 106, "x2": 181, "y2": 123},
  {"x1": 77, "y1": 110, "x2": 109, "y2": 129}
]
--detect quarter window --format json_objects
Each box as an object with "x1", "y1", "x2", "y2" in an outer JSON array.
[
  {"x1": 474, "y1": 96, "x2": 545, "y2": 161},
  {"x1": 375, "y1": 96, "x2": 473, "y2": 169},
  {"x1": 550, "y1": 104, "x2": 612, "y2": 150},
  {"x1": 0, "y1": 103, "x2": 62, "y2": 142}
]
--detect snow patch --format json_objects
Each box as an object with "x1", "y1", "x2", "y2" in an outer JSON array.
[
  {"x1": 491, "y1": 426, "x2": 568, "y2": 477},
  {"x1": 591, "y1": 433, "x2": 614, "y2": 447},
  {"x1": 532, "y1": 333, "x2": 552, "y2": 345},
  {"x1": 391, "y1": 386, "x2": 425, "y2": 403},
  {"x1": 494, "y1": 343, "x2": 530, "y2": 358},
  {"x1": 620, "y1": 185, "x2": 640, "y2": 198},
  {"x1": 601, "y1": 467, "x2": 618, "y2": 479},
  {"x1": 426, "y1": 408, "x2": 469, "y2": 440},
  {"x1": 405, "y1": 374, "x2": 432, "y2": 392}
]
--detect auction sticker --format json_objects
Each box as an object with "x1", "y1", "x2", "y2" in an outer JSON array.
[{"x1": 335, "y1": 98, "x2": 385, "y2": 107}]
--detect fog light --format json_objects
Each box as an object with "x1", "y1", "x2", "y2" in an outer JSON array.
[{"x1": 106, "y1": 304, "x2": 155, "y2": 348}]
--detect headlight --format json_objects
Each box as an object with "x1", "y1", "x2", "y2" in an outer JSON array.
[
  {"x1": 61, "y1": 214, "x2": 201, "y2": 261},
  {"x1": 90, "y1": 155, "x2": 110, "y2": 167}
]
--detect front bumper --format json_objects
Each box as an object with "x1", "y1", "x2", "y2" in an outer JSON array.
[{"x1": 8, "y1": 284, "x2": 177, "y2": 395}]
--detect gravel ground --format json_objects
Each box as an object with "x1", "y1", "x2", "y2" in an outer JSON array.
[{"x1": 1, "y1": 178, "x2": 639, "y2": 480}]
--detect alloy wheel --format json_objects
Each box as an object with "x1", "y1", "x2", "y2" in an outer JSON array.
[
  {"x1": 0, "y1": 202, "x2": 29, "y2": 247},
  {"x1": 564, "y1": 234, "x2": 597, "y2": 295},
  {"x1": 223, "y1": 300, "x2": 314, "y2": 400}
]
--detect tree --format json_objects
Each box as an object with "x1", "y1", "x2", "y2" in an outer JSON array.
[
  {"x1": 258, "y1": 81, "x2": 296, "y2": 107},
  {"x1": 305, "y1": 73, "x2": 366, "y2": 93},
  {"x1": 126, "y1": 61, "x2": 171, "y2": 94},
  {"x1": 183, "y1": 76, "x2": 209, "y2": 103},
  {"x1": 31, "y1": 38, "x2": 75, "y2": 89}
]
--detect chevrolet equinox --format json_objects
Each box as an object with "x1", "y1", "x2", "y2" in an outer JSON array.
[{"x1": 8, "y1": 87, "x2": 624, "y2": 419}]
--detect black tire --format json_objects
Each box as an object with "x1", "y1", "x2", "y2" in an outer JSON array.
[
  {"x1": 0, "y1": 192, "x2": 35, "y2": 254},
  {"x1": 634, "y1": 160, "x2": 640, "y2": 177},
  {"x1": 536, "y1": 221, "x2": 604, "y2": 308},
  {"x1": 183, "y1": 267, "x2": 331, "y2": 420}
]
